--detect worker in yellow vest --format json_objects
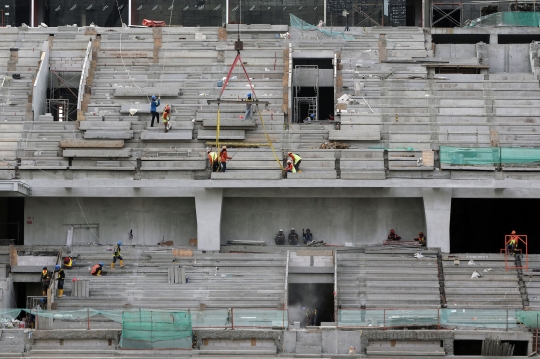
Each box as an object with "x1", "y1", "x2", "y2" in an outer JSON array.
[
  {"x1": 287, "y1": 152, "x2": 302, "y2": 171},
  {"x1": 207, "y1": 147, "x2": 220, "y2": 172},
  {"x1": 507, "y1": 230, "x2": 519, "y2": 254},
  {"x1": 285, "y1": 160, "x2": 296, "y2": 173}
]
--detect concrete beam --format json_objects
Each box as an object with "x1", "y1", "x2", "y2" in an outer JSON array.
[
  {"x1": 59, "y1": 140, "x2": 125, "y2": 148},
  {"x1": 79, "y1": 122, "x2": 131, "y2": 130},
  {"x1": 422, "y1": 188, "x2": 452, "y2": 253},
  {"x1": 141, "y1": 131, "x2": 192, "y2": 140},
  {"x1": 63, "y1": 149, "x2": 131, "y2": 158},
  {"x1": 114, "y1": 86, "x2": 180, "y2": 97},
  {"x1": 195, "y1": 188, "x2": 223, "y2": 251},
  {"x1": 83, "y1": 131, "x2": 134, "y2": 140}
]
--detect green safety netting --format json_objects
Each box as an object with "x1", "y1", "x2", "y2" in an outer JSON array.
[
  {"x1": 338, "y1": 309, "x2": 519, "y2": 329},
  {"x1": 190, "y1": 309, "x2": 288, "y2": 329},
  {"x1": 290, "y1": 14, "x2": 354, "y2": 40},
  {"x1": 120, "y1": 310, "x2": 192, "y2": 350},
  {"x1": 466, "y1": 11, "x2": 540, "y2": 28},
  {"x1": 440, "y1": 146, "x2": 540, "y2": 166}
]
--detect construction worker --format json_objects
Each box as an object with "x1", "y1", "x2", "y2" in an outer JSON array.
[
  {"x1": 303, "y1": 229, "x2": 313, "y2": 245},
  {"x1": 285, "y1": 159, "x2": 296, "y2": 173},
  {"x1": 387, "y1": 229, "x2": 401, "y2": 240},
  {"x1": 91, "y1": 262, "x2": 104, "y2": 276},
  {"x1": 63, "y1": 256, "x2": 74, "y2": 269},
  {"x1": 220, "y1": 146, "x2": 232, "y2": 173},
  {"x1": 207, "y1": 147, "x2": 220, "y2": 172},
  {"x1": 54, "y1": 265, "x2": 65, "y2": 298},
  {"x1": 507, "y1": 230, "x2": 519, "y2": 254},
  {"x1": 275, "y1": 229, "x2": 286, "y2": 245},
  {"x1": 414, "y1": 231, "x2": 427, "y2": 246},
  {"x1": 150, "y1": 95, "x2": 161, "y2": 127},
  {"x1": 303, "y1": 113, "x2": 315, "y2": 123},
  {"x1": 244, "y1": 93, "x2": 253, "y2": 121},
  {"x1": 41, "y1": 267, "x2": 51, "y2": 296},
  {"x1": 162, "y1": 103, "x2": 171, "y2": 132},
  {"x1": 287, "y1": 152, "x2": 302, "y2": 171},
  {"x1": 288, "y1": 228, "x2": 299, "y2": 245},
  {"x1": 111, "y1": 241, "x2": 124, "y2": 269},
  {"x1": 311, "y1": 309, "x2": 318, "y2": 326}
]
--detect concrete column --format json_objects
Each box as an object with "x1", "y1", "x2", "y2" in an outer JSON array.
[
  {"x1": 422, "y1": 188, "x2": 452, "y2": 253},
  {"x1": 195, "y1": 189, "x2": 223, "y2": 251}
]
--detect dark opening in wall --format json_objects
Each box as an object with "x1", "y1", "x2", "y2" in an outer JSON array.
[
  {"x1": 432, "y1": 34, "x2": 490, "y2": 44},
  {"x1": 432, "y1": 8, "x2": 461, "y2": 28},
  {"x1": 293, "y1": 58, "x2": 333, "y2": 70},
  {"x1": 450, "y1": 199, "x2": 540, "y2": 254},
  {"x1": 0, "y1": 197, "x2": 24, "y2": 245},
  {"x1": 288, "y1": 283, "x2": 334, "y2": 327},
  {"x1": 454, "y1": 339, "x2": 528, "y2": 355},
  {"x1": 498, "y1": 34, "x2": 540, "y2": 44}
]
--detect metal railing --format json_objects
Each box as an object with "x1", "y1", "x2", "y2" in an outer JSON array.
[{"x1": 77, "y1": 40, "x2": 93, "y2": 111}]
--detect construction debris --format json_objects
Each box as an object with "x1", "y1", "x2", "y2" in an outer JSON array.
[
  {"x1": 227, "y1": 240, "x2": 266, "y2": 246},
  {"x1": 471, "y1": 271, "x2": 482, "y2": 278},
  {"x1": 319, "y1": 141, "x2": 350, "y2": 149},
  {"x1": 307, "y1": 240, "x2": 325, "y2": 247},
  {"x1": 481, "y1": 337, "x2": 514, "y2": 356}
]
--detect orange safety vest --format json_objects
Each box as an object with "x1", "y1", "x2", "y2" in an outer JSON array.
[{"x1": 91, "y1": 265, "x2": 101, "y2": 275}]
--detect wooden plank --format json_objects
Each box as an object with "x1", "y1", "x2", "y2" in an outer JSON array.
[{"x1": 59, "y1": 139, "x2": 124, "y2": 148}]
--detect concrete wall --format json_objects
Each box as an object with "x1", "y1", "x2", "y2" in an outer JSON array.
[
  {"x1": 24, "y1": 198, "x2": 197, "y2": 246},
  {"x1": 221, "y1": 197, "x2": 426, "y2": 245},
  {"x1": 32, "y1": 41, "x2": 50, "y2": 122},
  {"x1": 434, "y1": 44, "x2": 476, "y2": 59},
  {"x1": 488, "y1": 44, "x2": 531, "y2": 74},
  {"x1": 0, "y1": 277, "x2": 16, "y2": 309}
]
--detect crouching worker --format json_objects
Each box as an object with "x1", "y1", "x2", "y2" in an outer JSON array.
[
  {"x1": 63, "y1": 256, "x2": 74, "y2": 269},
  {"x1": 91, "y1": 262, "x2": 106, "y2": 276},
  {"x1": 285, "y1": 160, "x2": 296, "y2": 173},
  {"x1": 387, "y1": 229, "x2": 401, "y2": 241},
  {"x1": 111, "y1": 241, "x2": 124, "y2": 269},
  {"x1": 414, "y1": 231, "x2": 427, "y2": 246},
  {"x1": 275, "y1": 229, "x2": 286, "y2": 245}
]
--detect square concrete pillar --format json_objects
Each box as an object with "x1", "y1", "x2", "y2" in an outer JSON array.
[
  {"x1": 422, "y1": 188, "x2": 452, "y2": 253},
  {"x1": 195, "y1": 188, "x2": 223, "y2": 251}
]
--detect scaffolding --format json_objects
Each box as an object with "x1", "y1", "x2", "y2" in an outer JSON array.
[{"x1": 293, "y1": 65, "x2": 319, "y2": 123}]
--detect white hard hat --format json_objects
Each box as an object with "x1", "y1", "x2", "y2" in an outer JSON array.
[
  {"x1": 206, "y1": 147, "x2": 211, "y2": 152},
  {"x1": 279, "y1": 229, "x2": 283, "y2": 231},
  {"x1": 291, "y1": 228, "x2": 295, "y2": 230}
]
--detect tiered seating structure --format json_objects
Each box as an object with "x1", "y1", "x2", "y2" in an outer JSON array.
[
  {"x1": 337, "y1": 248, "x2": 442, "y2": 329},
  {"x1": 56, "y1": 247, "x2": 287, "y2": 314},
  {"x1": 442, "y1": 253, "x2": 523, "y2": 309}
]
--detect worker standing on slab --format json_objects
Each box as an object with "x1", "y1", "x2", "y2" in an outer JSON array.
[
  {"x1": 111, "y1": 241, "x2": 124, "y2": 269},
  {"x1": 287, "y1": 152, "x2": 302, "y2": 171},
  {"x1": 414, "y1": 231, "x2": 427, "y2": 246},
  {"x1": 507, "y1": 230, "x2": 519, "y2": 255},
  {"x1": 91, "y1": 262, "x2": 105, "y2": 276},
  {"x1": 150, "y1": 95, "x2": 161, "y2": 127},
  {"x1": 207, "y1": 147, "x2": 220, "y2": 172},
  {"x1": 244, "y1": 93, "x2": 253, "y2": 121},
  {"x1": 54, "y1": 265, "x2": 65, "y2": 298},
  {"x1": 387, "y1": 229, "x2": 401, "y2": 240},
  {"x1": 41, "y1": 266, "x2": 51, "y2": 296},
  {"x1": 220, "y1": 146, "x2": 232, "y2": 173},
  {"x1": 275, "y1": 229, "x2": 286, "y2": 245},
  {"x1": 162, "y1": 103, "x2": 171, "y2": 132},
  {"x1": 288, "y1": 228, "x2": 299, "y2": 245},
  {"x1": 303, "y1": 229, "x2": 313, "y2": 245}
]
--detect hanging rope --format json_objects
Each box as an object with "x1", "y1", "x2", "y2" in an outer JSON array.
[
  {"x1": 114, "y1": 0, "x2": 176, "y2": 101},
  {"x1": 158, "y1": 0, "x2": 176, "y2": 98},
  {"x1": 256, "y1": 104, "x2": 284, "y2": 171},
  {"x1": 216, "y1": 104, "x2": 221, "y2": 151}
]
